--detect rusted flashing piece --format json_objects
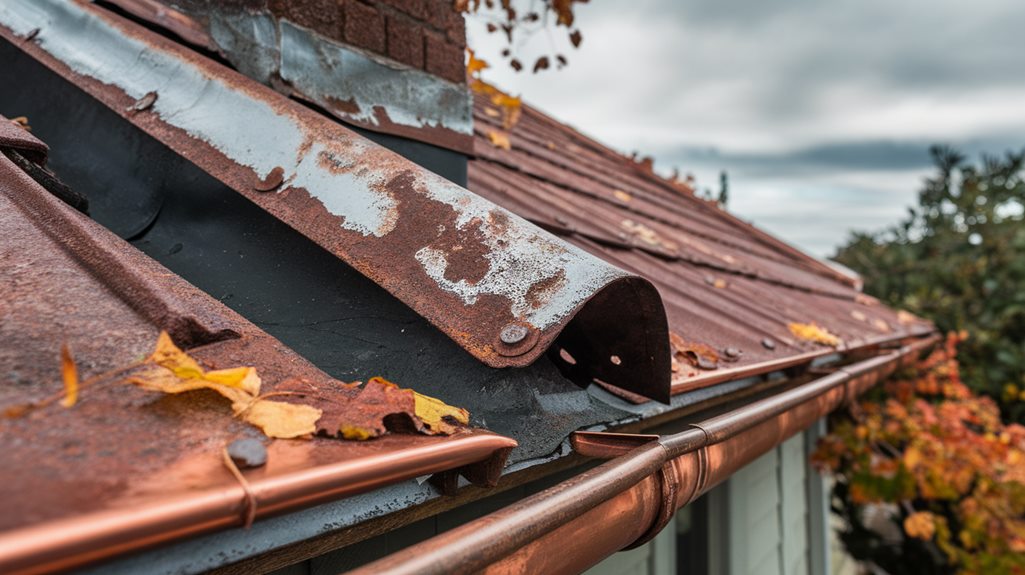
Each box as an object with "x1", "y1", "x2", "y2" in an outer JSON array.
[
  {"x1": 102, "y1": 0, "x2": 473, "y2": 153},
  {"x1": 0, "y1": 0, "x2": 671, "y2": 402},
  {"x1": 345, "y1": 334, "x2": 939, "y2": 575},
  {"x1": 0, "y1": 148, "x2": 518, "y2": 575},
  {"x1": 0, "y1": 114, "x2": 48, "y2": 162}
]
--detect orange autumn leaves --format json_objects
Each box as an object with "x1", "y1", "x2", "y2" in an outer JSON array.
[
  {"x1": 51, "y1": 332, "x2": 469, "y2": 441},
  {"x1": 813, "y1": 333, "x2": 1025, "y2": 573}
]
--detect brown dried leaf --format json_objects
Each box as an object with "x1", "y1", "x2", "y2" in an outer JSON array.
[
  {"x1": 316, "y1": 377, "x2": 469, "y2": 440},
  {"x1": 669, "y1": 332, "x2": 720, "y2": 370},
  {"x1": 60, "y1": 343, "x2": 78, "y2": 408}
]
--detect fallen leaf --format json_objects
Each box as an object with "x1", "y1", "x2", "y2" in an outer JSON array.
[
  {"x1": 414, "y1": 390, "x2": 470, "y2": 435},
  {"x1": 850, "y1": 310, "x2": 867, "y2": 322},
  {"x1": 613, "y1": 189, "x2": 632, "y2": 202},
  {"x1": 487, "y1": 129, "x2": 511, "y2": 150},
  {"x1": 241, "y1": 400, "x2": 322, "y2": 439},
  {"x1": 147, "y1": 331, "x2": 205, "y2": 379},
  {"x1": 873, "y1": 318, "x2": 891, "y2": 333},
  {"x1": 60, "y1": 343, "x2": 78, "y2": 408},
  {"x1": 316, "y1": 377, "x2": 469, "y2": 440},
  {"x1": 669, "y1": 332, "x2": 719, "y2": 370},
  {"x1": 897, "y1": 310, "x2": 918, "y2": 325},
  {"x1": 789, "y1": 322, "x2": 842, "y2": 347}
]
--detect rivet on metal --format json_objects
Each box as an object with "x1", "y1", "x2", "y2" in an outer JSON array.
[
  {"x1": 761, "y1": 338, "x2": 777, "y2": 350},
  {"x1": 724, "y1": 347, "x2": 741, "y2": 359},
  {"x1": 499, "y1": 323, "x2": 529, "y2": 345}
]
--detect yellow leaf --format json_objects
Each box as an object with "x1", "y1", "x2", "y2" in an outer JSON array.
[
  {"x1": 487, "y1": 130, "x2": 511, "y2": 150},
  {"x1": 466, "y1": 48, "x2": 489, "y2": 76},
  {"x1": 204, "y1": 367, "x2": 262, "y2": 396},
  {"x1": 788, "y1": 322, "x2": 842, "y2": 347},
  {"x1": 414, "y1": 391, "x2": 469, "y2": 435},
  {"x1": 147, "y1": 331, "x2": 205, "y2": 379},
  {"x1": 242, "y1": 399, "x2": 322, "y2": 439},
  {"x1": 850, "y1": 310, "x2": 867, "y2": 322},
  {"x1": 613, "y1": 189, "x2": 632, "y2": 202},
  {"x1": 340, "y1": 425, "x2": 375, "y2": 440},
  {"x1": 60, "y1": 343, "x2": 78, "y2": 408},
  {"x1": 904, "y1": 511, "x2": 936, "y2": 540},
  {"x1": 127, "y1": 365, "x2": 255, "y2": 406}
]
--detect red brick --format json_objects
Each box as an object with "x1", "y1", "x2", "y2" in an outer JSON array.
[
  {"x1": 344, "y1": 0, "x2": 386, "y2": 54},
  {"x1": 445, "y1": 10, "x2": 465, "y2": 46},
  {"x1": 380, "y1": 0, "x2": 428, "y2": 21},
  {"x1": 269, "y1": 0, "x2": 343, "y2": 41},
  {"x1": 386, "y1": 16, "x2": 424, "y2": 69},
  {"x1": 424, "y1": 31, "x2": 464, "y2": 84},
  {"x1": 423, "y1": 0, "x2": 451, "y2": 30}
]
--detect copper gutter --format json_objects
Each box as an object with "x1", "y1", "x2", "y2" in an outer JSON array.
[
  {"x1": 347, "y1": 334, "x2": 939, "y2": 575},
  {"x1": 0, "y1": 432, "x2": 515, "y2": 575}
]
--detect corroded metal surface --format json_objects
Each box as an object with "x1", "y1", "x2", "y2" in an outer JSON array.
[
  {"x1": 103, "y1": 0, "x2": 474, "y2": 153},
  {"x1": 0, "y1": 0, "x2": 671, "y2": 402},
  {"x1": 0, "y1": 151, "x2": 516, "y2": 574},
  {"x1": 469, "y1": 94, "x2": 935, "y2": 397}
]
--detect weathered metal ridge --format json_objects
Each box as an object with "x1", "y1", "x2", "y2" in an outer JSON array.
[
  {"x1": 347, "y1": 334, "x2": 939, "y2": 575},
  {"x1": 0, "y1": 138, "x2": 516, "y2": 575},
  {"x1": 0, "y1": 0, "x2": 671, "y2": 402},
  {"x1": 103, "y1": 0, "x2": 475, "y2": 153}
]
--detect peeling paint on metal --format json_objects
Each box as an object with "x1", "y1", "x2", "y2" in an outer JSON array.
[
  {"x1": 0, "y1": 0, "x2": 672, "y2": 391},
  {"x1": 1, "y1": 0, "x2": 397, "y2": 236},
  {"x1": 279, "y1": 21, "x2": 472, "y2": 136},
  {"x1": 413, "y1": 169, "x2": 626, "y2": 328},
  {"x1": 208, "y1": 10, "x2": 279, "y2": 83}
]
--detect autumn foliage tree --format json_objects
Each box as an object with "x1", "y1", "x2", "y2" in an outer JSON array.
[
  {"x1": 834, "y1": 147, "x2": 1025, "y2": 421},
  {"x1": 814, "y1": 334, "x2": 1025, "y2": 575}
]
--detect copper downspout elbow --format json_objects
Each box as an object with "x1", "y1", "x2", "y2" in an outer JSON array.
[{"x1": 346, "y1": 335, "x2": 939, "y2": 575}]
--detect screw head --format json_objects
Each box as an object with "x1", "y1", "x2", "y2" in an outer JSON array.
[
  {"x1": 500, "y1": 323, "x2": 529, "y2": 345},
  {"x1": 724, "y1": 347, "x2": 741, "y2": 359}
]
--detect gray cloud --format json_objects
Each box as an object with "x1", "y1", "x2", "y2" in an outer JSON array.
[{"x1": 466, "y1": 0, "x2": 1025, "y2": 257}]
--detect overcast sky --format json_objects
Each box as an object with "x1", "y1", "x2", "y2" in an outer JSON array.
[{"x1": 467, "y1": 0, "x2": 1025, "y2": 257}]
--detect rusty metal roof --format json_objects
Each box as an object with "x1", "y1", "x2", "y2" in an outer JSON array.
[
  {"x1": 468, "y1": 95, "x2": 934, "y2": 397},
  {"x1": 0, "y1": 0, "x2": 672, "y2": 403},
  {"x1": 0, "y1": 128, "x2": 515, "y2": 574}
]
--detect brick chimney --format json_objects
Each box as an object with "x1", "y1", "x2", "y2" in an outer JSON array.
[{"x1": 109, "y1": 0, "x2": 472, "y2": 182}]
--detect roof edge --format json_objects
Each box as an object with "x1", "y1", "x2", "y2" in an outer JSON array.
[{"x1": 0, "y1": 0, "x2": 673, "y2": 401}]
